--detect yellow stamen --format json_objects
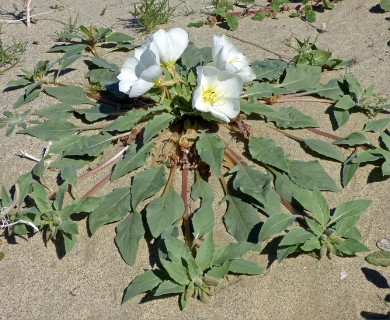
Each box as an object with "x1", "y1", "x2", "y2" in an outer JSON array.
[
  {"x1": 227, "y1": 56, "x2": 240, "y2": 64},
  {"x1": 201, "y1": 86, "x2": 220, "y2": 105}
]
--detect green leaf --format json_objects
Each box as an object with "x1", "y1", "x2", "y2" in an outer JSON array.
[
  {"x1": 345, "y1": 73, "x2": 363, "y2": 100},
  {"x1": 60, "y1": 219, "x2": 78, "y2": 234},
  {"x1": 241, "y1": 82, "x2": 275, "y2": 99},
  {"x1": 287, "y1": 159, "x2": 339, "y2": 192},
  {"x1": 48, "y1": 43, "x2": 86, "y2": 53},
  {"x1": 223, "y1": 195, "x2": 261, "y2": 242},
  {"x1": 115, "y1": 212, "x2": 145, "y2": 266},
  {"x1": 30, "y1": 183, "x2": 51, "y2": 212},
  {"x1": 154, "y1": 280, "x2": 185, "y2": 296},
  {"x1": 229, "y1": 259, "x2": 265, "y2": 275},
  {"x1": 334, "y1": 95, "x2": 355, "y2": 110},
  {"x1": 278, "y1": 65, "x2": 321, "y2": 91},
  {"x1": 60, "y1": 197, "x2": 103, "y2": 219},
  {"x1": 188, "y1": 21, "x2": 204, "y2": 28},
  {"x1": 7, "y1": 78, "x2": 31, "y2": 89},
  {"x1": 33, "y1": 103, "x2": 74, "y2": 119},
  {"x1": 333, "y1": 108, "x2": 350, "y2": 129},
  {"x1": 105, "y1": 32, "x2": 134, "y2": 43},
  {"x1": 162, "y1": 235, "x2": 193, "y2": 265},
  {"x1": 53, "y1": 181, "x2": 67, "y2": 211},
  {"x1": 213, "y1": 242, "x2": 254, "y2": 266},
  {"x1": 352, "y1": 150, "x2": 383, "y2": 164},
  {"x1": 63, "y1": 232, "x2": 78, "y2": 253},
  {"x1": 380, "y1": 131, "x2": 390, "y2": 150},
  {"x1": 334, "y1": 216, "x2": 361, "y2": 240},
  {"x1": 258, "y1": 213, "x2": 295, "y2": 242},
  {"x1": 14, "y1": 85, "x2": 42, "y2": 108},
  {"x1": 279, "y1": 227, "x2": 314, "y2": 246},
  {"x1": 301, "y1": 237, "x2": 321, "y2": 251},
  {"x1": 18, "y1": 119, "x2": 79, "y2": 141},
  {"x1": 302, "y1": 139, "x2": 344, "y2": 162},
  {"x1": 88, "y1": 187, "x2": 131, "y2": 234},
  {"x1": 342, "y1": 152, "x2": 359, "y2": 188},
  {"x1": 206, "y1": 260, "x2": 232, "y2": 279},
  {"x1": 122, "y1": 270, "x2": 165, "y2": 303},
  {"x1": 1, "y1": 186, "x2": 11, "y2": 206},
  {"x1": 146, "y1": 187, "x2": 184, "y2": 238},
  {"x1": 61, "y1": 166, "x2": 77, "y2": 188},
  {"x1": 131, "y1": 165, "x2": 166, "y2": 210},
  {"x1": 240, "y1": 100, "x2": 274, "y2": 115},
  {"x1": 191, "y1": 174, "x2": 214, "y2": 207},
  {"x1": 251, "y1": 12, "x2": 266, "y2": 21},
  {"x1": 32, "y1": 159, "x2": 45, "y2": 180},
  {"x1": 264, "y1": 107, "x2": 318, "y2": 129},
  {"x1": 306, "y1": 79, "x2": 344, "y2": 100},
  {"x1": 328, "y1": 199, "x2": 372, "y2": 225},
  {"x1": 232, "y1": 165, "x2": 281, "y2": 216},
  {"x1": 333, "y1": 239, "x2": 369, "y2": 256},
  {"x1": 304, "y1": 217, "x2": 325, "y2": 237},
  {"x1": 380, "y1": 0, "x2": 390, "y2": 11},
  {"x1": 363, "y1": 118, "x2": 390, "y2": 132},
  {"x1": 195, "y1": 232, "x2": 214, "y2": 271},
  {"x1": 103, "y1": 109, "x2": 145, "y2": 132},
  {"x1": 111, "y1": 141, "x2": 154, "y2": 181},
  {"x1": 249, "y1": 137, "x2": 289, "y2": 172},
  {"x1": 310, "y1": 188, "x2": 330, "y2": 226},
  {"x1": 44, "y1": 86, "x2": 90, "y2": 105},
  {"x1": 16, "y1": 172, "x2": 32, "y2": 206},
  {"x1": 365, "y1": 251, "x2": 390, "y2": 267},
  {"x1": 277, "y1": 244, "x2": 299, "y2": 262},
  {"x1": 143, "y1": 113, "x2": 175, "y2": 143},
  {"x1": 63, "y1": 133, "x2": 112, "y2": 157},
  {"x1": 225, "y1": 14, "x2": 238, "y2": 31},
  {"x1": 87, "y1": 69, "x2": 118, "y2": 86},
  {"x1": 333, "y1": 132, "x2": 369, "y2": 146},
  {"x1": 192, "y1": 204, "x2": 215, "y2": 240},
  {"x1": 274, "y1": 173, "x2": 311, "y2": 204},
  {"x1": 74, "y1": 104, "x2": 116, "y2": 122},
  {"x1": 252, "y1": 59, "x2": 288, "y2": 80},
  {"x1": 196, "y1": 132, "x2": 225, "y2": 176},
  {"x1": 49, "y1": 136, "x2": 80, "y2": 154},
  {"x1": 160, "y1": 259, "x2": 190, "y2": 286}
]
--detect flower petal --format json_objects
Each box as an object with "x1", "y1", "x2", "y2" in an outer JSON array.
[
  {"x1": 216, "y1": 97, "x2": 240, "y2": 118},
  {"x1": 211, "y1": 34, "x2": 255, "y2": 83},
  {"x1": 140, "y1": 64, "x2": 161, "y2": 83},
  {"x1": 192, "y1": 86, "x2": 211, "y2": 112},
  {"x1": 128, "y1": 78, "x2": 154, "y2": 98},
  {"x1": 152, "y1": 28, "x2": 189, "y2": 66}
]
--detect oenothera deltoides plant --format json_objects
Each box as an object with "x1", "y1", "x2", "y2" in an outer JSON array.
[{"x1": 2, "y1": 26, "x2": 388, "y2": 309}]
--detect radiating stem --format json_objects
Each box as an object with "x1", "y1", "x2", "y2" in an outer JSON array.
[
  {"x1": 79, "y1": 146, "x2": 128, "y2": 181},
  {"x1": 82, "y1": 173, "x2": 111, "y2": 198},
  {"x1": 181, "y1": 153, "x2": 192, "y2": 248}
]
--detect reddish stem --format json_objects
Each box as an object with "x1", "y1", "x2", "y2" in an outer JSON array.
[
  {"x1": 82, "y1": 173, "x2": 111, "y2": 198},
  {"x1": 307, "y1": 128, "x2": 342, "y2": 140}
]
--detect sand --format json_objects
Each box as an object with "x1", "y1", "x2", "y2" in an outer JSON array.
[{"x1": 0, "y1": 0, "x2": 389, "y2": 319}]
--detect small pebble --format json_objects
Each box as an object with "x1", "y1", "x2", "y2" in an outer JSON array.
[
  {"x1": 340, "y1": 271, "x2": 347, "y2": 280},
  {"x1": 377, "y1": 236, "x2": 390, "y2": 252}
]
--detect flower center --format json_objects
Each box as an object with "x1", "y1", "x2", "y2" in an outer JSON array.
[
  {"x1": 201, "y1": 86, "x2": 220, "y2": 105},
  {"x1": 227, "y1": 56, "x2": 240, "y2": 65}
]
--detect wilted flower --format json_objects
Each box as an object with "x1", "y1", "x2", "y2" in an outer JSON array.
[
  {"x1": 212, "y1": 35, "x2": 256, "y2": 83},
  {"x1": 192, "y1": 66, "x2": 243, "y2": 123},
  {"x1": 117, "y1": 42, "x2": 161, "y2": 98},
  {"x1": 150, "y1": 28, "x2": 189, "y2": 67}
]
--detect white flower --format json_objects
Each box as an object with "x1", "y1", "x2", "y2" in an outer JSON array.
[
  {"x1": 212, "y1": 35, "x2": 256, "y2": 83},
  {"x1": 117, "y1": 42, "x2": 161, "y2": 98},
  {"x1": 149, "y1": 28, "x2": 189, "y2": 67},
  {"x1": 192, "y1": 66, "x2": 243, "y2": 122}
]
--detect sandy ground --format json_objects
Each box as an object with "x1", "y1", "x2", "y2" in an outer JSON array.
[{"x1": 0, "y1": 0, "x2": 389, "y2": 319}]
